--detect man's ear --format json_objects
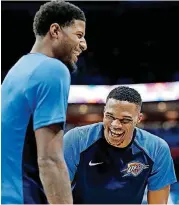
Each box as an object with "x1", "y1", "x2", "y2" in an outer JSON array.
[
  {"x1": 49, "y1": 23, "x2": 62, "y2": 39},
  {"x1": 137, "y1": 113, "x2": 143, "y2": 124},
  {"x1": 103, "y1": 106, "x2": 106, "y2": 114}
]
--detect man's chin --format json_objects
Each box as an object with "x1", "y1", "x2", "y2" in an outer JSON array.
[{"x1": 105, "y1": 135, "x2": 125, "y2": 147}]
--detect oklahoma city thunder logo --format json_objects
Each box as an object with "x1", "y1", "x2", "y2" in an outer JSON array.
[{"x1": 122, "y1": 162, "x2": 149, "y2": 177}]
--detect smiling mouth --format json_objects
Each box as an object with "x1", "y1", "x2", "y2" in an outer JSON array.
[
  {"x1": 73, "y1": 52, "x2": 80, "y2": 56},
  {"x1": 109, "y1": 129, "x2": 125, "y2": 138},
  {"x1": 73, "y1": 49, "x2": 81, "y2": 56}
]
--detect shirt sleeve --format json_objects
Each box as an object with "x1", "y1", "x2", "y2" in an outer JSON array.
[
  {"x1": 63, "y1": 128, "x2": 80, "y2": 181},
  {"x1": 147, "y1": 139, "x2": 177, "y2": 191},
  {"x1": 24, "y1": 59, "x2": 70, "y2": 131}
]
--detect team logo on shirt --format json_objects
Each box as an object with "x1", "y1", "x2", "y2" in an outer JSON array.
[{"x1": 122, "y1": 162, "x2": 149, "y2": 177}]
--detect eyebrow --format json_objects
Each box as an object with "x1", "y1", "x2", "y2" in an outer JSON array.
[
  {"x1": 105, "y1": 112, "x2": 133, "y2": 120},
  {"x1": 76, "y1": 31, "x2": 82, "y2": 33},
  {"x1": 77, "y1": 31, "x2": 85, "y2": 36}
]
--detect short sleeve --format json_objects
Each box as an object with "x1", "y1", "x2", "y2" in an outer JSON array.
[
  {"x1": 24, "y1": 59, "x2": 70, "y2": 131},
  {"x1": 147, "y1": 140, "x2": 177, "y2": 191},
  {"x1": 63, "y1": 128, "x2": 80, "y2": 181}
]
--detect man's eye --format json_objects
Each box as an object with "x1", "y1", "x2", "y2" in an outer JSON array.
[
  {"x1": 106, "y1": 115, "x2": 114, "y2": 120},
  {"x1": 121, "y1": 119, "x2": 132, "y2": 124},
  {"x1": 77, "y1": 34, "x2": 82, "y2": 38}
]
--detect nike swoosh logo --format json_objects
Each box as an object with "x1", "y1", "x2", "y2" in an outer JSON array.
[{"x1": 89, "y1": 161, "x2": 104, "y2": 166}]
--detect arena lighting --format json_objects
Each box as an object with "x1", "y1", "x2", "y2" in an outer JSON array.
[
  {"x1": 165, "y1": 111, "x2": 179, "y2": 120},
  {"x1": 79, "y1": 104, "x2": 88, "y2": 114},
  {"x1": 68, "y1": 81, "x2": 179, "y2": 103},
  {"x1": 157, "y1": 102, "x2": 167, "y2": 112}
]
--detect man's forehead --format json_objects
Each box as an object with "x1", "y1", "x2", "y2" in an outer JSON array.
[
  {"x1": 105, "y1": 99, "x2": 138, "y2": 114},
  {"x1": 106, "y1": 99, "x2": 136, "y2": 108},
  {"x1": 71, "y1": 20, "x2": 86, "y2": 31}
]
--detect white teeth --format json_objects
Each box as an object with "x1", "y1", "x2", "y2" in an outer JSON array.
[
  {"x1": 110, "y1": 130, "x2": 124, "y2": 137},
  {"x1": 111, "y1": 133, "x2": 118, "y2": 137},
  {"x1": 73, "y1": 52, "x2": 80, "y2": 56},
  {"x1": 110, "y1": 130, "x2": 123, "y2": 135}
]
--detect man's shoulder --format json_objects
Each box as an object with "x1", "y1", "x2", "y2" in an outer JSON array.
[
  {"x1": 17, "y1": 53, "x2": 68, "y2": 77},
  {"x1": 64, "y1": 122, "x2": 103, "y2": 152},
  {"x1": 20, "y1": 53, "x2": 70, "y2": 87},
  {"x1": 74, "y1": 122, "x2": 103, "y2": 135},
  {"x1": 135, "y1": 127, "x2": 169, "y2": 161},
  {"x1": 32, "y1": 54, "x2": 69, "y2": 76},
  {"x1": 135, "y1": 127, "x2": 167, "y2": 145}
]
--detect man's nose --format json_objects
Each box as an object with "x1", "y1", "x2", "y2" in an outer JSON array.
[
  {"x1": 80, "y1": 38, "x2": 87, "y2": 51},
  {"x1": 111, "y1": 119, "x2": 122, "y2": 128}
]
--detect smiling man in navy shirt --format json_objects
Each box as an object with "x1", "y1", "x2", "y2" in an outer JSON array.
[{"x1": 64, "y1": 86, "x2": 177, "y2": 204}]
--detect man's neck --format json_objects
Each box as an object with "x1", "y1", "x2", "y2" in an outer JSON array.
[{"x1": 30, "y1": 37, "x2": 54, "y2": 58}]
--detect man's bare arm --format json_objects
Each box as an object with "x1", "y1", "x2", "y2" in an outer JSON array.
[
  {"x1": 147, "y1": 185, "x2": 170, "y2": 204},
  {"x1": 35, "y1": 123, "x2": 73, "y2": 204}
]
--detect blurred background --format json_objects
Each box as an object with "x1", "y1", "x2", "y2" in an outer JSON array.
[{"x1": 1, "y1": 1, "x2": 179, "y2": 204}]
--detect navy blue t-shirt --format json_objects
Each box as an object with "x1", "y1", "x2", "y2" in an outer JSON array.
[{"x1": 64, "y1": 122, "x2": 177, "y2": 204}]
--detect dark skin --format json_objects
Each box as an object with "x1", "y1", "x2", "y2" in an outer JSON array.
[
  {"x1": 31, "y1": 19, "x2": 87, "y2": 204},
  {"x1": 103, "y1": 98, "x2": 143, "y2": 148},
  {"x1": 103, "y1": 98, "x2": 170, "y2": 203},
  {"x1": 31, "y1": 19, "x2": 87, "y2": 72}
]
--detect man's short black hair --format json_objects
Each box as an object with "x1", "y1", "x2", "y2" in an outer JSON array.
[
  {"x1": 33, "y1": 1, "x2": 86, "y2": 36},
  {"x1": 106, "y1": 86, "x2": 142, "y2": 107}
]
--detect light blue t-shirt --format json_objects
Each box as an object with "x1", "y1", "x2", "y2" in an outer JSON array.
[
  {"x1": 1, "y1": 53, "x2": 71, "y2": 204},
  {"x1": 64, "y1": 122, "x2": 177, "y2": 204}
]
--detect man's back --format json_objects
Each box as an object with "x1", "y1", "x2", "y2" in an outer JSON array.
[{"x1": 2, "y1": 53, "x2": 70, "y2": 204}]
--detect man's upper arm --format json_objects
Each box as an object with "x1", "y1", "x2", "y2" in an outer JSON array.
[
  {"x1": 147, "y1": 185, "x2": 170, "y2": 204},
  {"x1": 24, "y1": 59, "x2": 70, "y2": 131},
  {"x1": 147, "y1": 139, "x2": 177, "y2": 191},
  {"x1": 63, "y1": 128, "x2": 80, "y2": 181}
]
